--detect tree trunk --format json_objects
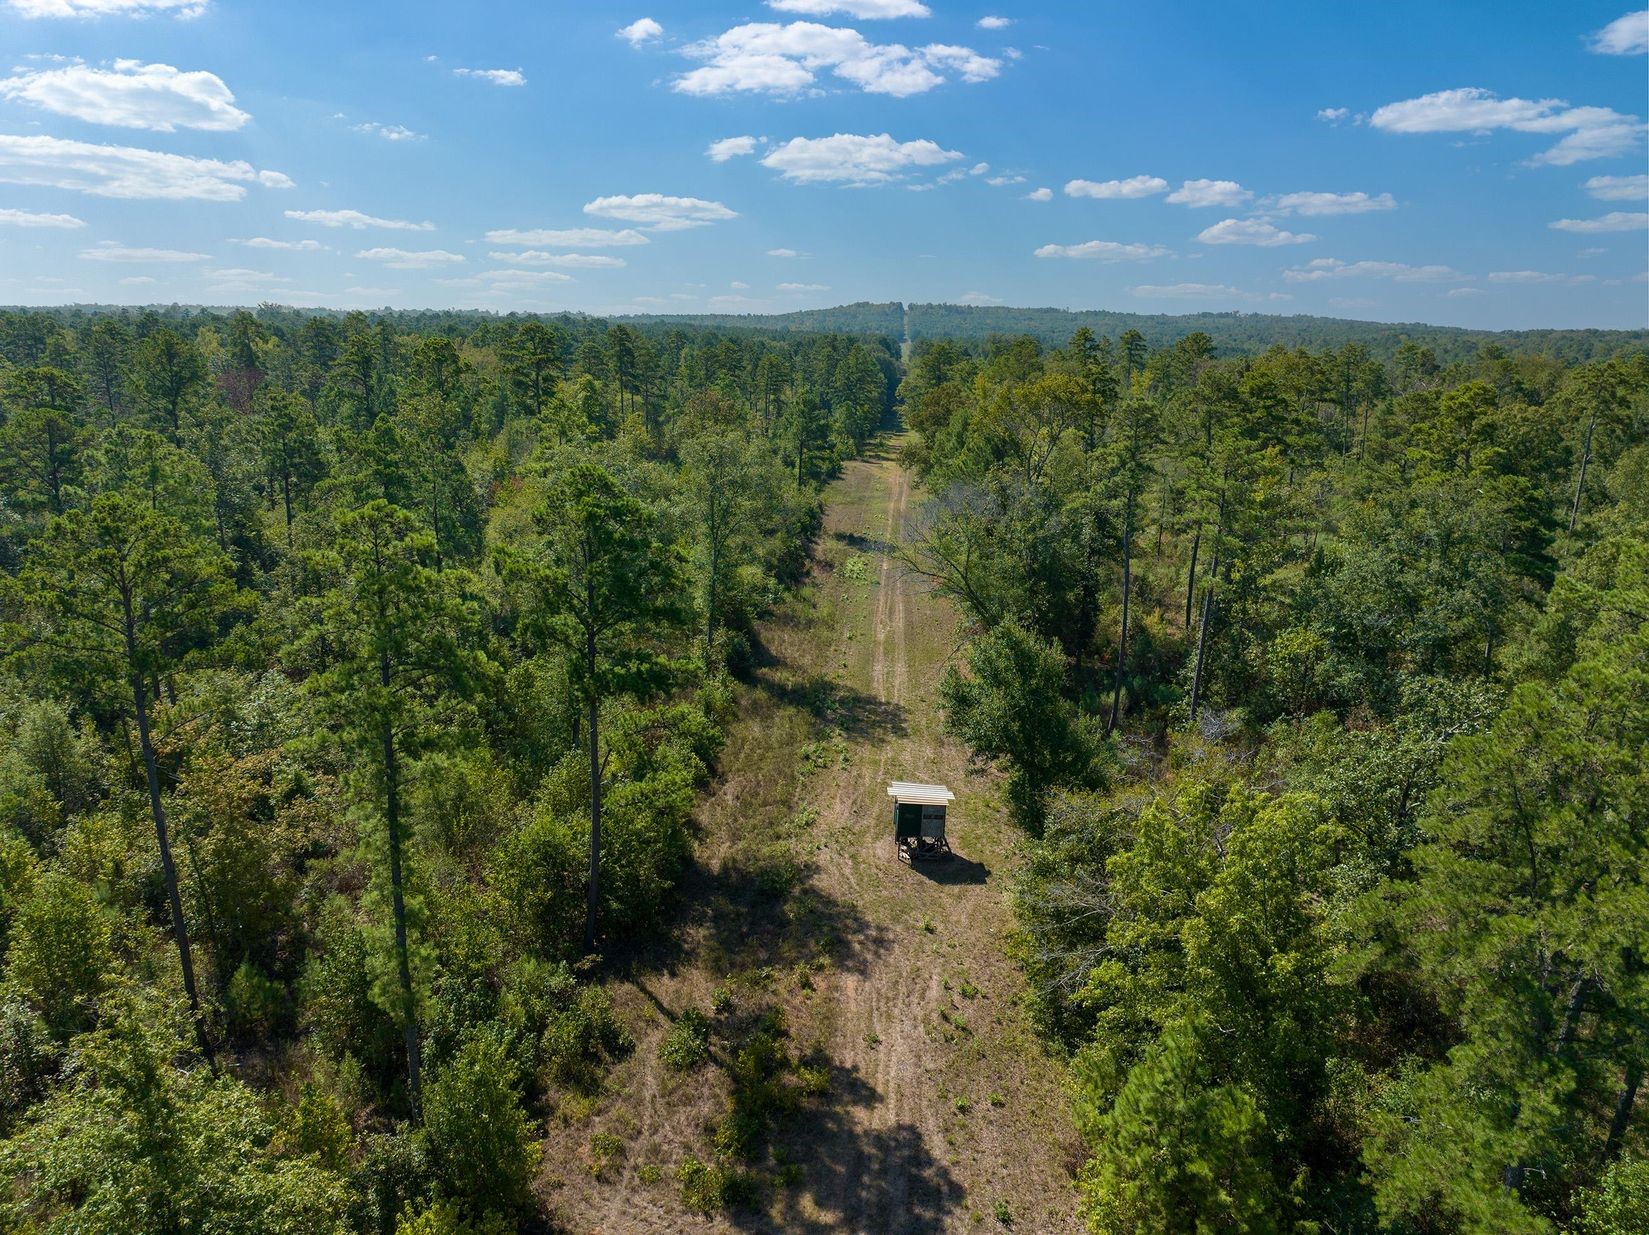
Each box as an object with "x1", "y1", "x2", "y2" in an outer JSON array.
[
  {"x1": 1108, "y1": 491, "x2": 1134, "y2": 733},
  {"x1": 585, "y1": 634, "x2": 602, "y2": 954},
  {"x1": 282, "y1": 471, "x2": 295, "y2": 548},
  {"x1": 130, "y1": 664, "x2": 212, "y2": 1063},
  {"x1": 380, "y1": 663, "x2": 421, "y2": 1115},
  {"x1": 1603, "y1": 1065, "x2": 1641, "y2": 1163},
  {"x1": 1569, "y1": 407, "x2": 1598, "y2": 533},
  {"x1": 1183, "y1": 524, "x2": 1201, "y2": 628},
  {"x1": 1189, "y1": 568, "x2": 1216, "y2": 725},
  {"x1": 706, "y1": 533, "x2": 720, "y2": 667}
]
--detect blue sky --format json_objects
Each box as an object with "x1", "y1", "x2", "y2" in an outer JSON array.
[{"x1": 0, "y1": 0, "x2": 1644, "y2": 329}]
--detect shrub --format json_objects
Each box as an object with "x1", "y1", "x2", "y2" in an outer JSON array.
[
  {"x1": 421, "y1": 1031, "x2": 539, "y2": 1219},
  {"x1": 541, "y1": 983, "x2": 632, "y2": 1092},
  {"x1": 658, "y1": 1007, "x2": 712, "y2": 1072},
  {"x1": 394, "y1": 1200, "x2": 511, "y2": 1235},
  {"x1": 5, "y1": 870, "x2": 111, "y2": 1039}
]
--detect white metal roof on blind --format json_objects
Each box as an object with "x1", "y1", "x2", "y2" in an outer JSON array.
[{"x1": 885, "y1": 781, "x2": 955, "y2": 806}]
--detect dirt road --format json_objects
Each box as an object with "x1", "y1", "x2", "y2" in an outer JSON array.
[{"x1": 540, "y1": 438, "x2": 1084, "y2": 1234}]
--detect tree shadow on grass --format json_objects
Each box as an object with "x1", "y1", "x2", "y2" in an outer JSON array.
[
  {"x1": 832, "y1": 530, "x2": 898, "y2": 557},
  {"x1": 730, "y1": 1059, "x2": 962, "y2": 1235},
  {"x1": 754, "y1": 671, "x2": 908, "y2": 742}
]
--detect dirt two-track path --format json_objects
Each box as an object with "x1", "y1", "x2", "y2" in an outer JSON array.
[{"x1": 540, "y1": 436, "x2": 1084, "y2": 1235}]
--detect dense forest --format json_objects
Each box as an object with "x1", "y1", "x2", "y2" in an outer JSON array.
[
  {"x1": 0, "y1": 305, "x2": 896, "y2": 1233},
  {"x1": 900, "y1": 326, "x2": 1649, "y2": 1233},
  {"x1": 609, "y1": 301, "x2": 1647, "y2": 366},
  {"x1": 1, "y1": 299, "x2": 1646, "y2": 1235}
]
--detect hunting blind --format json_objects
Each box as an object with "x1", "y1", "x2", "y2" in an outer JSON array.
[{"x1": 887, "y1": 781, "x2": 954, "y2": 863}]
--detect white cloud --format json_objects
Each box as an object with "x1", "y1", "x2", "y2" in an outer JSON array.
[
  {"x1": 760, "y1": 132, "x2": 961, "y2": 184},
  {"x1": 1549, "y1": 211, "x2": 1648, "y2": 233},
  {"x1": 1197, "y1": 218, "x2": 1315, "y2": 246},
  {"x1": 286, "y1": 208, "x2": 433, "y2": 230},
  {"x1": 987, "y1": 173, "x2": 1025, "y2": 186},
  {"x1": 730, "y1": 280, "x2": 750, "y2": 289},
  {"x1": 1034, "y1": 240, "x2": 1170, "y2": 261},
  {"x1": 1590, "y1": 10, "x2": 1648, "y2": 54},
  {"x1": 1328, "y1": 297, "x2": 1376, "y2": 308},
  {"x1": 1025, "y1": 186, "x2": 1052, "y2": 201},
  {"x1": 617, "y1": 17, "x2": 664, "y2": 45},
  {"x1": 234, "y1": 236, "x2": 324, "y2": 251},
  {"x1": 7, "y1": 0, "x2": 205, "y2": 15},
  {"x1": 767, "y1": 0, "x2": 930, "y2": 17},
  {"x1": 0, "y1": 60, "x2": 247, "y2": 131},
  {"x1": 583, "y1": 193, "x2": 737, "y2": 229},
  {"x1": 1316, "y1": 107, "x2": 1349, "y2": 123},
  {"x1": 1367, "y1": 87, "x2": 1644, "y2": 166},
  {"x1": 487, "y1": 250, "x2": 626, "y2": 268},
  {"x1": 1486, "y1": 270, "x2": 1594, "y2": 284},
  {"x1": 1165, "y1": 178, "x2": 1250, "y2": 207},
  {"x1": 355, "y1": 247, "x2": 466, "y2": 268},
  {"x1": 674, "y1": 22, "x2": 998, "y2": 97},
  {"x1": 453, "y1": 67, "x2": 525, "y2": 87},
  {"x1": 486, "y1": 226, "x2": 650, "y2": 247},
  {"x1": 778, "y1": 281, "x2": 830, "y2": 291},
  {"x1": 80, "y1": 239, "x2": 207, "y2": 261},
  {"x1": 1283, "y1": 257, "x2": 1467, "y2": 282},
  {"x1": 708, "y1": 135, "x2": 759, "y2": 161},
  {"x1": 1271, "y1": 190, "x2": 1396, "y2": 216},
  {"x1": 767, "y1": 247, "x2": 802, "y2": 257},
  {"x1": 204, "y1": 266, "x2": 290, "y2": 286},
  {"x1": 976, "y1": 15, "x2": 1011, "y2": 28},
  {"x1": 957, "y1": 290, "x2": 1002, "y2": 304},
  {"x1": 0, "y1": 206, "x2": 84, "y2": 227},
  {"x1": 0, "y1": 133, "x2": 289, "y2": 199},
  {"x1": 1446, "y1": 287, "x2": 1486, "y2": 297},
  {"x1": 1585, "y1": 173, "x2": 1648, "y2": 200},
  {"x1": 1131, "y1": 282, "x2": 1285, "y2": 302},
  {"x1": 1065, "y1": 175, "x2": 1168, "y2": 200},
  {"x1": 118, "y1": 275, "x2": 157, "y2": 284},
  {"x1": 354, "y1": 121, "x2": 423, "y2": 141}
]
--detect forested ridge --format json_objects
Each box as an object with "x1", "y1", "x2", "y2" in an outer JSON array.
[
  {"x1": 902, "y1": 326, "x2": 1649, "y2": 1233},
  {"x1": 0, "y1": 305, "x2": 896, "y2": 1233}
]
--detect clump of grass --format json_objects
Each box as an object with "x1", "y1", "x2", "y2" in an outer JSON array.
[
  {"x1": 994, "y1": 1199, "x2": 1014, "y2": 1226},
  {"x1": 588, "y1": 1132, "x2": 624, "y2": 1179}
]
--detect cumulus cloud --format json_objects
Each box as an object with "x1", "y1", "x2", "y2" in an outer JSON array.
[
  {"x1": 1270, "y1": 190, "x2": 1396, "y2": 216},
  {"x1": 976, "y1": 15, "x2": 1011, "y2": 28},
  {"x1": 1034, "y1": 240, "x2": 1170, "y2": 261},
  {"x1": 768, "y1": 0, "x2": 930, "y2": 17},
  {"x1": 1197, "y1": 218, "x2": 1315, "y2": 246},
  {"x1": 777, "y1": 281, "x2": 831, "y2": 290},
  {"x1": 234, "y1": 236, "x2": 324, "y2": 251},
  {"x1": 7, "y1": 0, "x2": 205, "y2": 15},
  {"x1": 767, "y1": 247, "x2": 802, "y2": 257},
  {"x1": 1368, "y1": 87, "x2": 1644, "y2": 166},
  {"x1": 674, "y1": 22, "x2": 998, "y2": 97},
  {"x1": 1316, "y1": 107, "x2": 1350, "y2": 123},
  {"x1": 204, "y1": 266, "x2": 290, "y2": 287},
  {"x1": 354, "y1": 121, "x2": 423, "y2": 141},
  {"x1": 0, "y1": 206, "x2": 84, "y2": 227},
  {"x1": 708, "y1": 135, "x2": 760, "y2": 161},
  {"x1": 583, "y1": 193, "x2": 737, "y2": 229},
  {"x1": 486, "y1": 226, "x2": 650, "y2": 247},
  {"x1": 1065, "y1": 175, "x2": 1167, "y2": 200},
  {"x1": 0, "y1": 133, "x2": 290, "y2": 200},
  {"x1": 487, "y1": 250, "x2": 626, "y2": 268},
  {"x1": 1589, "y1": 10, "x2": 1648, "y2": 54},
  {"x1": 617, "y1": 17, "x2": 663, "y2": 45},
  {"x1": 355, "y1": 247, "x2": 466, "y2": 268},
  {"x1": 286, "y1": 208, "x2": 433, "y2": 230},
  {"x1": 453, "y1": 67, "x2": 525, "y2": 86},
  {"x1": 1548, "y1": 211, "x2": 1648, "y2": 233},
  {"x1": 759, "y1": 132, "x2": 961, "y2": 184},
  {"x1": 1025, "y1": 186, "x2": 1052, "y2": 201},
  {"x1": 0, "y1": 60, "x2": 247, "y2": 131},
  {"x1": 1165, "y1": 178, "x2": 1250, "y2": 207},
  {"x1": 1282, "y1": 257, "x2": 1467, "y2": 282},
  {"x1": 80, "y1": 239, "x2": 207, "y2": 261},
  {"x1": 1585, "y1": 173, "x2": 1648, "y2": 200}
]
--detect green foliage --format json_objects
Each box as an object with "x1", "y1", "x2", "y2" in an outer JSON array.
[
  {"x1": 660, "y1": 1006, "x2": 713, "y2": 1072},
  {"x1": 420, "y1": 1030, "x2": 539, "y2": 1220}
]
